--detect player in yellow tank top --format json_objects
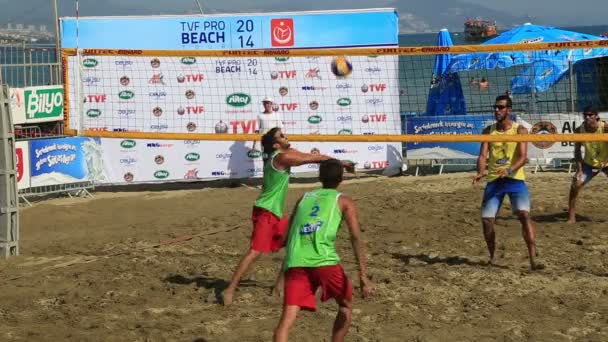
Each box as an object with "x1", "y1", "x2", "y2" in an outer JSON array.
[
  {"x1": 473, "y1": 95, "x2": 543, "y2": 270},
  {"x1": 567, "y1": 106, "x2": 608, "y2": 223}
]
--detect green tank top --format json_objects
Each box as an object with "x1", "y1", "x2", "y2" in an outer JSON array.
[
  {"x1": 254, "y1": 150, "x2": 290, "y2": 218},
  {"x1": 285, "y1": 188, "x2": 343, "y2": 269},
  {"x1": 581, "y1": 121, "x2": 608, "y2": 168},
  {"x1": 486, "y1": 123, "x2": 526, "y2": 182}
]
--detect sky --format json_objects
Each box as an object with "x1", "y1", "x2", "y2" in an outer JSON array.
[
  {"x1": 0, "y1": 0, "x2": 605, "y2": 32},
  {"x1": 459, "y1": 0, "x2": 606, "y2": 25},
  {"x1": 148, "y1": 0, "x2": 605, "y2": 26}
]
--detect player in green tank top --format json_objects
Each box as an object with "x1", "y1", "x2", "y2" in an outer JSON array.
[
  {"x1": 283, "y1": 187, "x2": 343, "y2": 269},
  {"x1": 274, "y1": 159, "x2": 372, "y2": 342},
  {"x1": 253, "y1": 149, "x2": 291, "y2": 218},
  {"x1": 223, "y1": 128, "x2": 356, "y2": 306},
  {"x1": 568, "y1": 106, "x2": 608, "y2": 223}
]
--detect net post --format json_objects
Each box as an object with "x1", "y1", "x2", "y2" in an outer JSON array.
[
  {"x1": 76, "y1": 49, "x2": 84, "y2": 136},
  {"x1": 0, "y1": 85, "x2": 20, "y2": 258},
  {"x1": 568, "y1": 61, "x2": 575, "y2": 113}
]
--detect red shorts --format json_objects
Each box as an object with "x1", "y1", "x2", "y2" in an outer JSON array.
[
  {"x1": 284, "y1": 265, "x2": 353, "y2": 311},
  {"x1": 250, "y1": 207, "x2": 288, "y2": 253}
]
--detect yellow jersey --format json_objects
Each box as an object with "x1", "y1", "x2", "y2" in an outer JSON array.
[
  {"x1": 581, "y1": 121, "x2": 608, "y2": 168},
  {"x1": 486, "y1": 123, "x2": 525, "y2": 182}
]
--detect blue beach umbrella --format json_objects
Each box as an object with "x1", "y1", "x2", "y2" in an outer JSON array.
[
  {"x1": 448, "y1": 24, "x2": 608, "y2": 94},
  {"x1": 426, "y1": 29, "x2": 467, "y2": 115}
]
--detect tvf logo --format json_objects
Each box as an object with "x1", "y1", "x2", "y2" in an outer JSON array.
[
  {"x1": 229, "y1": 120, "x2": 257, "y2": 134},
  {"x1": 184, "y1": 106, "x2": 204, "y2": 114},
  {"x1": 177, "y1": 74, "x2": 204, "y2": 83},
  {"x1": 361, "y1": 84, "x2": 387, "y2": 93},
  {"x1": 362, "y1": 114, "x2": 387, "y2": 123},
  {"x1": 273, "y1": 103, "x2": 299, "y2": 111},
  {"x1": 86, "y1": 94, "x2": 106, "y2": 103},
  {"x1": 364, "y1": 161, "x2": 389, "y2": 169},
  {"x1": 271, "y1": 70, "x2": 297, "y2": 79}
]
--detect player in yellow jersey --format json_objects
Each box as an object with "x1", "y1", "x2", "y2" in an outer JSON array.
[
  {"x1": 474, "y1": 95, "x2": 543, "y2": 270},
  {"x1": 567, "y1": 106, "x2": 608, "y2": 223}
]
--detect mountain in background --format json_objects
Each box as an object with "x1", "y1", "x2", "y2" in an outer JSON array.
[{"x1": 0, "y1": 0, "x2": 542, "y2": 34}]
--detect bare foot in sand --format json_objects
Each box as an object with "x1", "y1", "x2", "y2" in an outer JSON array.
[
  {"x1": 270, "y1": 277, "x2": 284, "y2": 298},
  {"x1": 269, "y1": 284, "x2": 283, "y2": 298},
  {"x1": 531, "y1": 261, "x2": 546, "y2": 271},
  {"x1": 222, "y1": 289, "x2": 235, "y2": 306},
  {"x1": 486, "y1": 256, "x2": 496, "y2": 266}
]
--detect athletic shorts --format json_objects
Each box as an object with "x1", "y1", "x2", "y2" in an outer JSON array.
[
  {"x1": 250, "y1": 207, "x2": 288, "y2": 253},
  {"x1": 481, "y1": 178, "x2": 531, "y2": 218},
  {"x1": 575, "y1": 162, "x2": 608, "y2": 185},
  {"x1": 284, "y1": 265, "x2": 353, "y2": 312}
]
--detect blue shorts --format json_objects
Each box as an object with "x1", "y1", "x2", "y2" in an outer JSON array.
[
  {"x1": 575, "y1": 163, "x2": 608, "y2": 185},
  {"x1": 481, "y1": 178, "x2": 530, "y2": 218}
]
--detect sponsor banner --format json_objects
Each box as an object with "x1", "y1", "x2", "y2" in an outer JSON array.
[
  {"x1": 517, "y1": 114, "x2": 577, "y2": 159},
  {"x1": 99, "y1": 138, "x2": 265, "y2": 183},
  {"x1": 98, "y1": 138, "x2": 403, "y2": 184},
  {"x1": 67, "y1": 54, "x2": 401, "y2": 136},
  {"x1": 17, "y1": 137, "x2": 405, "y2": 189},
  {"x1": 9, "y1": 88, "x2": 26, "y2": 124},
  {"x1": 406, "y1": 114, "x2": 580, "y2": 160},
  {"x1": 23, "y1": 85, "x2": 64, "y2": 123},
  {"x1": 61, "y1": 10, "x2": 398, "y2": 49},
  {"x1": 290, "y1": 142, "x2": 402, "y2": 173},
  {"x1": 64, "y1": 10, "x2": 400, "y2": 137},
  {"x1": 15, "y1": 141, "x2": 30, "y2": 190},
  {"x1": 29, "y1": 137, "x2": 105, "y2": 186},
  {"x1": 405, "y1": 114, "x2": 495, "y2": 159}
]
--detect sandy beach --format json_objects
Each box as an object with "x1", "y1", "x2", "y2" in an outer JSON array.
[{"x1": 1, "y1": 171, "x2": 607, "y2": 341}]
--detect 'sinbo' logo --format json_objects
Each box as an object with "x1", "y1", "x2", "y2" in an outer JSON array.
[
  {"x1": 226, "y1": 93, "x2": 251, "y2": 107},
  {"x1": 337, "y1": 98, "x2": 351, "y2": 107},
  {"x1": 181, "y1": 57, "x2": 196, "y2": 65},
  {"x1": 119, "y1": 90, "x2": 135, "y2": 100},
  {"x1": 154, "y1": 170, "x2": 170, "y2": 179},
  {"x1": 247, "y1": 150, "x2": 262, "y2": 159},
  {"x1": 185, "y1": 153, "x2": 200, "y2": 162},
  {"x1": 82, "y1": 58, "x2": 98, "y2": 68},
  {"x1": 86, "y1": 109, "x2": 101, "y2": 118},
  {"x1": 120, "y1": 140, "x2": 136, "y2": 149},
  {"x1": 308, "y1": 115, "x2": 322, "y2": 124}
]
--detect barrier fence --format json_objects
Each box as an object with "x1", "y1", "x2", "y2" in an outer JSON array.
[{"x1": 0, "y1": 43, "x2": 61, "y2": 88}]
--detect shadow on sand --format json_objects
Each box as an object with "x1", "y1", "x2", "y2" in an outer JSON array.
[{"x1": 391, "y1": 252, "x2": 509, "y2": 269}]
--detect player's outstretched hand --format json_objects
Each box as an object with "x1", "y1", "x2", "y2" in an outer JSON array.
[
  {"x1": 342, "y1": 160, "x2": 357, "y2": 173},
  {"x1": 472, "y1": 173, "x2": 484, "y2": 185},
  {"x1": 359, "y1": 276, "x2": 374, "y2": 299}
]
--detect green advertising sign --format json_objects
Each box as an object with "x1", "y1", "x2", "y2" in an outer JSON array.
[{"x1": 24, "y1": 86, "x2": 64, "y2": 121}]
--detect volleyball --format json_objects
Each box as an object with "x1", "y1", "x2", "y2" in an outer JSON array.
[
  {"x1": 331, "y1": 56, "x2": 353, "y2": 77},
  {"x1": 214, "y1": 121, "x2": 228, "y2": 133}
]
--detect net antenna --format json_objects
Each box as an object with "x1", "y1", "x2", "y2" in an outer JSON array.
[
  {"x1": 194, "y1": 0, "x2": 204, "y2": 14},
  {"x1": 74, "y1": 0, "x2": 85, "y2": 136}
]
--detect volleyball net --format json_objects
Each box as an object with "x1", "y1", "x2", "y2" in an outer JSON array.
[{"x1": 62, "y1": 40, "x2": 608, "y2": 143}]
